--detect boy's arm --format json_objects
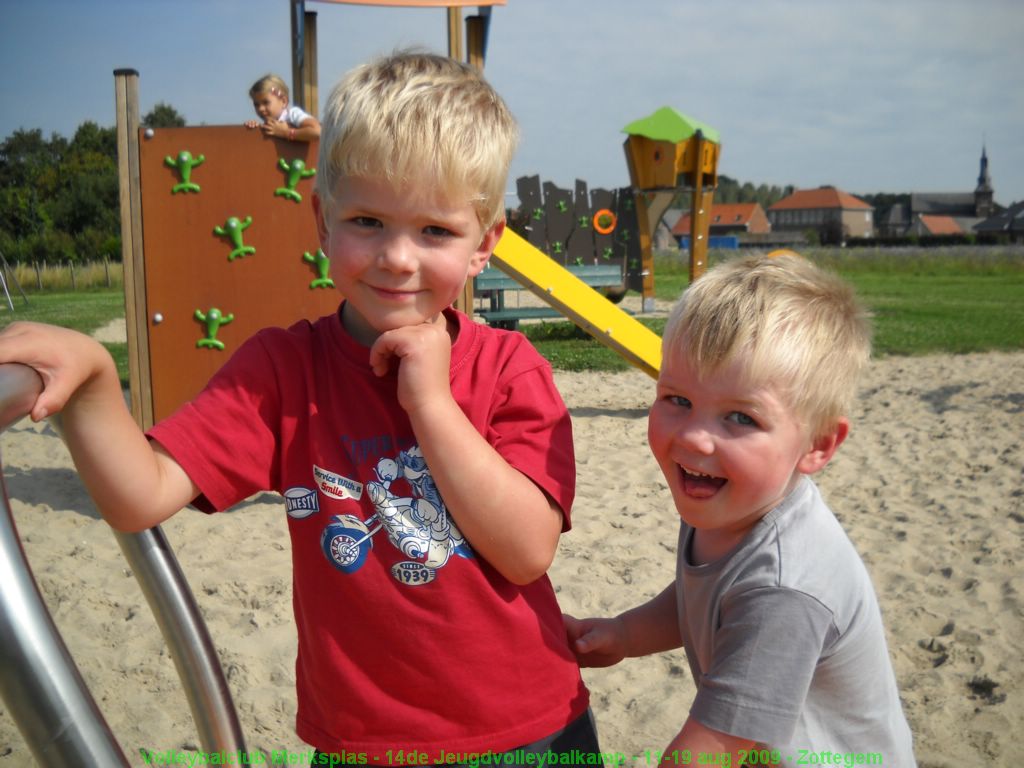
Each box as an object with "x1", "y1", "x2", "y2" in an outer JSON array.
[
  {"x1": 568, "y1": 589, "x2": 757, "y2": 764},
  {"x1": 660, "y1": 719, "x2": 754, "y2": 767},
  {"x1": 565, "y1": 581, "x2": 683, "y2": 667},
  {"x1": 0, "y1": 322, "x2": 197, "y2": 531},
  {"x1": 405, "y1": 375, "x2": 562, "y2": 585},
  {"x1": 370, "y1": 322, "x2": 562, "y2": 585}
]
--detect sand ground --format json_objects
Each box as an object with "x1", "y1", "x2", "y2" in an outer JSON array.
[{"x1": 1, "y1": 323, "x2": 1021, "y2": 766}]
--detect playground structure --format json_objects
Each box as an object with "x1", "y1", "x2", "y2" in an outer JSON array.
[
  {"x1": 506, "y1": 175, "x2": 642, "y2": 294},
  {"x1": 623, "y1": 106, "x2": 722, "y2": 286},
  {"x1": 122, "y1": 118, "x2": 338, "y2": 425},
  {"x1": 469, "y1": 106, "x2": 720, "y2": 370},
  {"x1": 0, "y1": 3, "x2": 720, "y2": 764},
  {"x1": 488, "y1": 101, "x2": 723, "y2": 315},
  {"x1": 498, "y1": 107, "x2": 722, "y2": 311}
]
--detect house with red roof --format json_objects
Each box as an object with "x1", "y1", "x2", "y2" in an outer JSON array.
[
  {"x1": 768, "y1": 186, "x2": 874, "y2": 244},
  {"x1": 912, "y1": 214, "x2": 962, "y2": 237},
  {"x1": 671, "y1": 202, "x2": 771, "y2": 242}
]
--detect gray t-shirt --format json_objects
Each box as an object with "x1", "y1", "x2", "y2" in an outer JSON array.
[{"x1": 676, "y1": 476, "x2": 916, "y2": 767}]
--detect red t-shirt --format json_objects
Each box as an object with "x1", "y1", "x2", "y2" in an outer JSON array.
[{"x1": 149, "y1": 306, "x2": 589, "y2": 759}]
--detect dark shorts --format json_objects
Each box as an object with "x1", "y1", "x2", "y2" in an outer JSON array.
[{"x1": 311, "y1": 708, "x2": 601, "y2": 767}]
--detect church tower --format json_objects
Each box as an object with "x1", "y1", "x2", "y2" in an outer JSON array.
[{"x1": 975, "y1": 144, "x2": 995, "y2": 218}]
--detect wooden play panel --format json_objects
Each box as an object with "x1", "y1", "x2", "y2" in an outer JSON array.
[{"x1": 137, "y1": 126, "x2": 338, "y2": 421}]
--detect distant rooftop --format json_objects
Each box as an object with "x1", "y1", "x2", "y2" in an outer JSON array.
[{"x1": 769, "y1": 186, "x2": 872, "y2": 211}]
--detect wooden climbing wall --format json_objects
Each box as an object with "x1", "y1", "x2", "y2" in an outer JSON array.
[
  {"x1": 510, "y1": 175, "x2": 643, "y2": 293},
  {"x1": 138, "y1": 126, "x2": 340, "y2": 422}
]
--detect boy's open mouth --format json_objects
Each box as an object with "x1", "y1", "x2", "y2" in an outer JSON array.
[{"x1": 680, "y1": 467, "x2": 726, "y2": 499}]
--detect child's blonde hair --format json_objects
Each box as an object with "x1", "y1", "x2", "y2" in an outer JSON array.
[
  {"x1": 663, "y1": 252, "x2": 872, "y2": 438},
  {"x1": 315, "y1": 49, "x2": 518, "y2": 229},
  {"x1": 250, "y1": 74, "x2": 290, "y2": 104}
]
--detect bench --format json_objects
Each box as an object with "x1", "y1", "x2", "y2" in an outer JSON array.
[{"x1": 472, "y1": 263, "x2": 625, "y2": 330}]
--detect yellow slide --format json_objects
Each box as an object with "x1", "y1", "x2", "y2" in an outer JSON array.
[{"x1": 490, "y1": 229, "x2": 662, "y2": 378}]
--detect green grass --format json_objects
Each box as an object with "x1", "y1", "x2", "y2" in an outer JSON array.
[
  {"x1": 0, "y1": 290, "x2": 129, "y2": 383},
  {"x1": 524, "y1": 316, "x2": 666, "y2": 373},
  {"x1": 3, "y1": 247, "x2": 1023, "y2": 379},
  {"x1": 525, "y1": 247, "x2": 1024, "y2": 370},
  {"x1": 845, "y1": 272, "x2": 1024, "y2": 355}
]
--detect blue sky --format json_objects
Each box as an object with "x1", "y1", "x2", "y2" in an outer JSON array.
[{"x1": 3, "y1": 0, "x2": 1022, "y2": 207}]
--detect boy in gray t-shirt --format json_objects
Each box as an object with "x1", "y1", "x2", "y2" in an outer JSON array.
[{"x1": 566, "y1": 253, "x2": 916, "y2": 766}]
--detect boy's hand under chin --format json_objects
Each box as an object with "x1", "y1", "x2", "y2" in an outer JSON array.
[{"x1": 369, "y1": 320, "x2": 453, "y2": 414}]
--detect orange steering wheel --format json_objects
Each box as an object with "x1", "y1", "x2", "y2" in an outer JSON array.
[{"x1": 593, "y1": 209, "x2": 617, "y2": 235}]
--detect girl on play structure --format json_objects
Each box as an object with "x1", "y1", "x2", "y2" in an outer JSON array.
[{"x1": 245, "y1": 73, "x2": 321, "y2": 142}]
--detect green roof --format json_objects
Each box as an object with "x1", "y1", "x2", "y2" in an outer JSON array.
[{"x1": 623, "y1": 106, "x2": 720, "y2": 145}]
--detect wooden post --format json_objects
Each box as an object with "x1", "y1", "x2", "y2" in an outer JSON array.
[
  {"x1": 447, "y1": 7, "x2": 464, "y2": 61},
  {"x1": 290, "y1": 0, "x2": 301, "y2": 107},
  {"x1": 455, "y1": 12, "x2": 493, "y2": 319},
  {"x1": 448, "y1": 7, "x2": 475, "y2": 316},
  {"x1": 633, "y1": 192, "x2": 659, "y2": 313},
  {"x1": 687, "y1": 131, "x2": 715, "y2": 283},
  {"x1": 640, "y1": 190, "x2": 674, "y2": 311},
  {"x1": 290, "y1": 2, "x2": 318, "y2": 115},
  {"x1": 302, "y1": 10, "x2": 318, "y2": 116},
  {"x1": 466, "y1": 14, "x2": 487, "y2": 70},
  {"x1": 69, "y1": 260, "x2": 76, "y2": 290},
  {"x1": 114, "y1": 68, "x2": 154, "y2": 430}
]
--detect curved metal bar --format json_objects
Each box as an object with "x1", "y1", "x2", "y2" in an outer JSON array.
[
  {"x1": 113, "y1": 527, "x2": 247, "y2": 755},
  {"x1": 0, "y1": 362, "x2": 246, "y2": 762},
  {"x1": 0, "y1": 363, "x2": 130, "y2": 767},
  {"x1": 0, "y1": 362, "x2": 43, "y2": 433}
]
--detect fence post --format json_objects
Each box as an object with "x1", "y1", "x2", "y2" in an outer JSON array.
[
  {"x1": 104, "y1": 257, "x2": 111, "y2": 288},
  {"x1": 34, "y1": 264, "x2": 42, "y2": 291},
  {"x1": 69, "y1": 261, "x2": 76, "y2": 291}
]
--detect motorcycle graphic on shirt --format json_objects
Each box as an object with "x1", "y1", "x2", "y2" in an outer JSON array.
[{"x1": 320, "y1": 446, "x2": 473, "y2": 585}]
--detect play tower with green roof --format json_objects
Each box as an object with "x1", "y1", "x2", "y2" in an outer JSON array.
[{"x1": 623, "y1": 106, "x2": 721, "y2": 301}]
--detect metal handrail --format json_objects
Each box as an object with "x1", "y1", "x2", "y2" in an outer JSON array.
[
  {"x1": 112, "y1": 528, "x2": 246, "y2": 756},
  {"x1": 0, "y1": 363, "x2": 129, "y2": 766},
  {"x1": 0, "y1": 363, "x2": 245, "y2": 765}
]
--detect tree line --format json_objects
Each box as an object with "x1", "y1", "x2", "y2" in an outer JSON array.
[
  {"x1": 702, "y1": 176, "x2": 792, "y2": 208},
  {"x1": 0, "y1": 104, "x2": 185, "y2": 265},
  {"x1": 675, "y1": 179, "x2": 909, "y2": 224}
]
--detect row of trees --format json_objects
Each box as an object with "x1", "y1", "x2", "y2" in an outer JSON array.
[
  {"x1": 707, "y1": 176, "x2": 792, "y2": 208},
  {"x1": 677, "y1": 178, "x2": 910, "y2": 225},
  {"x1": 0, "y1": 104, "x2": 184, "y2": 265}
]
